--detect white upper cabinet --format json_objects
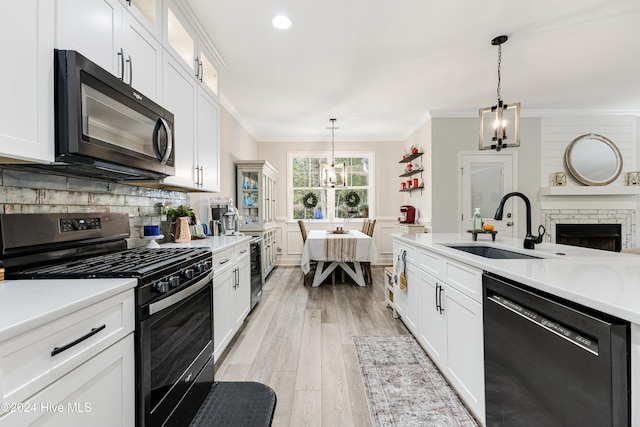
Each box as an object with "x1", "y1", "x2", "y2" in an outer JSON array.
[
  {"x1": 197, "y1": 90, "x2": 221, "y2": 192},
  {"x1": 124, "y1": 0, "x2": 162, "y2": 39},
  {"x1": 0, "y1": 0, "x2": 55, "y2": 163},
  {"x1": 165, "y1": 3, "x2": 221, "y2": 99},
  {"x1": 162, "y1": 55, "x2": 197, "y2": 189},
  {"x1": 162, "y1": 2, "x2": 222, "y2": 191},
  {"x1": 55, "y1": 0, "x2": 162, "y2": 102}
]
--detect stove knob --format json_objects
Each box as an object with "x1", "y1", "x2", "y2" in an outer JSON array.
[
  {"x1": 154, "y1": 281, "x2": 170, "y2": 293},
  {"x1": 183, "y1": 268, "x2": 194, "y2": 279},
  {"x1": 194, "y1": 262, "x2": 204, "y2": 273},
  {"x1": 204, "y1": 260, "x2": 212, "y2": 270},
  {"x1": 169, "y1": 275, "x2": 180, "y2": 288}
]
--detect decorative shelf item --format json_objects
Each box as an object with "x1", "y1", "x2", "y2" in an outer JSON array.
[
  {"x1": 399, "y1": 152, "x2": 424, "y2": 164},
  {"x1": 398, "y1": 149, "x2": 424, "y2": 195}
]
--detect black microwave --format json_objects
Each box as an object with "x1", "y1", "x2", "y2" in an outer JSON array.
[{"x1": 53, "y1": 49, "x2": 174, "y2": 181}]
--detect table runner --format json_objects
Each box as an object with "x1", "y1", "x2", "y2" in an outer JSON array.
[{"x1": 325, "y1": 233, "x2": 357, "y2": 261}]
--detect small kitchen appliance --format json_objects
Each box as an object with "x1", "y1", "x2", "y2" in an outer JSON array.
[
  {"x1": 210, "y1": 197, "x2": 231, "y2": 236},
  {"x1": 223, "y1": 206, "x2": 239, "y2": 235},
  {"x1": 400, "y1": 205, "x2": 416, "y2": 223}
]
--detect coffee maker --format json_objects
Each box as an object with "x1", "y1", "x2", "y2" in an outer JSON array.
[{"x1": 210, "y1": 197, "x2": 231, "y2": 236}]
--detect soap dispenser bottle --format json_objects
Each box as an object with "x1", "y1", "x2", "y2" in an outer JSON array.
[{"x1": 473, "y1": 208, "x2": 483, "y2": 231}]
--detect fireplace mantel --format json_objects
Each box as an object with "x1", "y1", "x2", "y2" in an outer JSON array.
[{"x1": 540, "y1": 186, "x2": 640, "y2": 196}]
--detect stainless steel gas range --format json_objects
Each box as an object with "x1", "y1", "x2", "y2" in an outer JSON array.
[{"x1": 0, "y1": 212, "x2": 214, "y2": 427}]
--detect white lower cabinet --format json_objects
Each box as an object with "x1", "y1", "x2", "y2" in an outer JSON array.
[
  {"x1": 0, "y1": 289, "x2": 135, "y2": 426},
  {"x1": 232, "y1": 250, "x2": 251, "y2": 329},
  {"x1": 213, "y1": 241, "x2": 251, "y2": 361},
  {"x1": 444, "y1": 285, "x2": 484, "y2": 419},
  {"x1": 402, "y1": 262, "x2": 420, "y2": 334},
  {"x1": 418, "y1": 273, "x2": 447, "y2": 366},
  {"x1": 393, "y1": 237, "x2": 485, "y2": 424}
]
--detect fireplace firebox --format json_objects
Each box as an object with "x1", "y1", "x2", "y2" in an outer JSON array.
[{"x1": 555, "y1": 224, "x2": 621, "y2": 252}]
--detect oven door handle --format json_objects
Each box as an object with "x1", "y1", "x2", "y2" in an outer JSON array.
[{"x1": 149, "y1": 271, "x2": 213, "y2": 315}]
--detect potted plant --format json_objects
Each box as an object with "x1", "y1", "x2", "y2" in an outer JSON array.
[
  {"x1": 165, "y1": 204, "x2": 192, "y2": 222},
  {"x1": 360, "y1": 203, "x2": 369, "y2": 218}
]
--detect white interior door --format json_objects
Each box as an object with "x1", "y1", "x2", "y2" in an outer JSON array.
[{"x1": 459, "y1": 152, "x2": 518, "y2": 238}]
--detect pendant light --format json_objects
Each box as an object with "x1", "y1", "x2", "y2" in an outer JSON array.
[
  {"x1": 321, "y1": 118, "x2": 346, "y2": 187},
  {"x1": 479, "y1": 35, "x2": 520, "y2": 151}
]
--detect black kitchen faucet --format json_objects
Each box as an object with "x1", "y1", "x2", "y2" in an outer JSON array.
[{"x1": 494, "y1": 192, "x2": 546, "y2": 249}]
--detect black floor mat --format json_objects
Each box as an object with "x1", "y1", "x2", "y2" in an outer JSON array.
[{"x1": 189, "y1": 381, "x2": 277, "y2": 427}]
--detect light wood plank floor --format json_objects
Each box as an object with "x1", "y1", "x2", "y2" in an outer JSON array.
[{"x1": 215, "y1": 265, "x2": 410, "y2": 427}]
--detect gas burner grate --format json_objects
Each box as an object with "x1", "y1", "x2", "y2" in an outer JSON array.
[{"x1": 12, "y1": 247, "x2": 212, "y2": 279}]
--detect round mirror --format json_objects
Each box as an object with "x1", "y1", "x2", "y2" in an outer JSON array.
[{"x1": 565, "y1": 133, "x2": 622, "y2": 186}]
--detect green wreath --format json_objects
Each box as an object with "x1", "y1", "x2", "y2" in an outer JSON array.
[
  {"x1": 344, "y1": 191, "x2": 360, "y2": 208},
  {"x1": 302, "y1": 192, "x2": 318, "y2": 209}
]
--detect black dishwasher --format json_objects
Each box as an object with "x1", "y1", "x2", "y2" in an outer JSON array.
[{"x1": 483, "y1": 273, "x2": 630, "y2": 427}]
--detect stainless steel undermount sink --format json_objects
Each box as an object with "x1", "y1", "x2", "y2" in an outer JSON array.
[{"x1": 443, "y1": 244, "x2": 542, "y2": 260}]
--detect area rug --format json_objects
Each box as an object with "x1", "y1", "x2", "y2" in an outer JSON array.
[{"x1": 354, "y1": 335, "x2": 479, "y2": 426}]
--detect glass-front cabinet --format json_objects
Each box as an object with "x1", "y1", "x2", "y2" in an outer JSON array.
[
  {"x1": 236, "y1": 160, "x2": 278, "y2": 232},
  {"x1": 237, "y1": 160, "x2": 278, "y2": 280}
]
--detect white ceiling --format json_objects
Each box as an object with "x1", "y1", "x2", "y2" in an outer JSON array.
[{"x1": 185, "y1": 0, "x2": 640, "y2": 142}]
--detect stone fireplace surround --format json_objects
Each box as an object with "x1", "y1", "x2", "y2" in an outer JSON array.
[{"x1": 541, "y1": 208, "x2": 636, "y2": 249}]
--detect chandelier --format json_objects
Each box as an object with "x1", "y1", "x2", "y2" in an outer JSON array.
[
  {"x1": 321, "y1": 118, "x2": 346, "y2": 187},
  {"x1": 479, "y1": 35, "x2": 520, "y2": 151}
]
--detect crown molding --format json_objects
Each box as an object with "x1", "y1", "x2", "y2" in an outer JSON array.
[
  {"x1": 430, "y1": 108, "x2": 640, "y2": 119},
  {"x1": 219, "y1": 94, "x2": 259, "y2": 141}
]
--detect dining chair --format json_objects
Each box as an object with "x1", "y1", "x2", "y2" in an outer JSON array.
[
  {"x1": 360, "y1": 219, "x2": 370, "y2": 234},
  {"x1": 298, "y1": 220, "x2": 308, "y2": 243},
  {"x1": 362, "y1": 219, "x2": 376, "y2": 284},
  {"x1": 298, "y1": 220, "x2": 315, "y2": 285}
]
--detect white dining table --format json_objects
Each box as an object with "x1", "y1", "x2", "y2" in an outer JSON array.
[{"x1": 300, "y1": 229, "x2": 377, "y2": 287}]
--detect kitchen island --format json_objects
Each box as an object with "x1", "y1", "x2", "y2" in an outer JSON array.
[{"x1": 392, "y1": 232, "x2": 640, "y2": 426}]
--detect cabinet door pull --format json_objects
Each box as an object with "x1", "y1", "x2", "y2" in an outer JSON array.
[
  {"x1": 195, "y1": 57, "x2": 200, "y2": 79},
  {"x1": 127, "y1": 55, "x2": 133, "y2": 86},
  {"x1": 219, "y1": 258, "x2": 231, "y2": 265},
  {"x1": 51, "y1": 324, "x2": 106, "y2": 357},
  {"x1": 435, "y1": 283, "x2": 440, "y2": 311},
  {"x1": 239, "y1": 249, "x2": 248, "y2": 254},
  {"x1": 199, "y1": 60, "x2": 204, "y2": 82},
  {"x1": 117, "y1": 48, "x2": 125, "y2": 81},
  {"x1": 438, "y1": 286, "x2": 445, "y2": 314}
]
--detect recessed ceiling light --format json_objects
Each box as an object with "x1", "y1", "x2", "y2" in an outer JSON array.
[{"x1": 272, "y1": 15, "x2": 292, "y2": 30}]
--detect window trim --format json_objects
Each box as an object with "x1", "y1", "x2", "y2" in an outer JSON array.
[{"x1": 287, "y1": 150, "x2": 375, "y2": 222}]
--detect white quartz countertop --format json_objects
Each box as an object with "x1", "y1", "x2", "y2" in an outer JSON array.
[
  {"x1": 393, "y1": 232, "x2": 640, "y2": 324},
  {"x1": 0, "y1": 278, "x2": 137, "y2": 342}
]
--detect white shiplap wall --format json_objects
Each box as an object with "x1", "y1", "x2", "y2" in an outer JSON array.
[{"x1": 541, "y1": 116, "x2": 636, "y2": 187}]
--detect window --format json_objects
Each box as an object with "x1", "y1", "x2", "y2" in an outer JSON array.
[{"x1": 289, "y1": 151, "x2": 374, "y2": 221}]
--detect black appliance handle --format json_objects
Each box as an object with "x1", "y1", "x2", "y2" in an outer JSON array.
[
  {"x1": 487, "y1": 293, "x2": 599, "y2": 355},
  {"x1": 51, "y1": 324, "x2": 106, "y2": 357},
  {"x1": 153, "y1": 117, "x2": 173, "y2": 164},
  {"x1": 149, "y1": 271, "x2": 213, "y2": 315}
]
